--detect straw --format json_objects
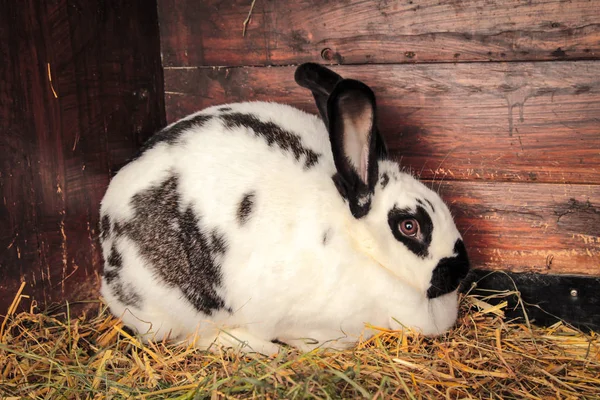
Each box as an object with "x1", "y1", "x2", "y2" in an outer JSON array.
[{"x1": 1, "y1": 287, "x2": 598, "y2": 399}]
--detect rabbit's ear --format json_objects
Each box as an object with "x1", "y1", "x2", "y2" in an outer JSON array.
[
  {"x1": 327, "y1": 79, "x2": 385, "y2": 217},
  {"x1": 295, "y1": 63, "x2": 388, "y2": 160},
  {"x1": 294, "y1": 63, "x2": 343, "y2": 126}
]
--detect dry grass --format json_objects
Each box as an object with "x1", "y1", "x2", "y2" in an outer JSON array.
[{"x1": 1, "y1": 283, "x2": 599, "y2": 399}]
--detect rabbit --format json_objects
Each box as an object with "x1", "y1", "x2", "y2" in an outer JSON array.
[{"x1": 98, "y1": 63, "x2": 470, "y2": 355}]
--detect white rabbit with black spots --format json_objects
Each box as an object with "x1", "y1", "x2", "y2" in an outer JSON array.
[{"x1": 99, "y1": 63, "x2": 470, "y2": 355}]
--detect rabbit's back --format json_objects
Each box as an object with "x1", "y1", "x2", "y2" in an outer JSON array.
[
  {"x1": 101, "y1": 102, "x2": 335, "y2": 221},
  {"x1": 99, "y1": 101, "x2": 348, "y2": 344}
]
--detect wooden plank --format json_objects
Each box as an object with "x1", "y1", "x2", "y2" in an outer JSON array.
[
  {"x1": 163, "y1": 62, "x2": 600, "y2": 185},
  {"x1": 441, "y1": 181, "x2": 599, "y2": 276},
  {"x1": 157, "y1": 0, "x2": 600, "y2": 67},
  {"x1": 0, "y1": 0, "x2": 165, "y2": 314}
]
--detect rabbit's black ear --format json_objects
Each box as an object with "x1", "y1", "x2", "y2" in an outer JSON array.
[
  {"x1": 295, "y1": 63, "x2": 388, "y2": 160},
  {"x1": 327, "y1": 79, "x2": 384, "y2": 218},
  {"x1": 294, "y1": 63, "x2": 343, "y2": 126}
]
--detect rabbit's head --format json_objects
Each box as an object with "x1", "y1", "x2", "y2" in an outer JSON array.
[{"x1": 296, "y1": 63, "x2": 470, "y2": 298}]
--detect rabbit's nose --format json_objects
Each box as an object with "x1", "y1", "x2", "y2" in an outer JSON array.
[{"x1": 426, "y1": 240, "x2": 470, "y2": 299}]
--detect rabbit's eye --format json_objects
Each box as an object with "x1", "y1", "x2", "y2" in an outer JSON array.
[{"x1": 400, "y1": 219, "x2": 419, "y2": 237}]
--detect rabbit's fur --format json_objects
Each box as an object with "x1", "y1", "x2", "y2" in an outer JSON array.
[{"x1": 99, "y1": 64, "x2": 470, "y2": 354}]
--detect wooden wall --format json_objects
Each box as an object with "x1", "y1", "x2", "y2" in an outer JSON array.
[
  {"x1": 0, "y1": 1, "x2": 165, "y2": 313},
  {"x1": 1, "y1": 0, "x2": 599, "y2": 315},
  {"x1": 158, "y1": 0, "x2": 600, "y2": 276}
]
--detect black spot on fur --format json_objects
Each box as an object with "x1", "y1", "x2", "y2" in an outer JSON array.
[
  {"x1": 107, "y1": 245, "x2": 123, "y2": 269},
  {"x1": 388, "y1": 205, "x2": 433, "y2": 258},
  {"x1": 218, "y1": 107, "x2": 232, "y2": 112},
  {"x1": 113, "y1": 221, "x2": 124, "y2": 236},
  {"x1": 417, "y1": 198, "x2": 435, "y2": 213},
  {"x1": 427, "y1": 240, "x2": 470, "y2": 299},
  {"x1": 137, "y1": 114, "x2": 212, "y2": 157},
  {"x1": 100, "y1": 215, "x2": 111, "y2": 241},
  {"x1": 209, "y1": 230, "x2": 227, "y2": 254},
  {"x1": 425, "y1": 199, "x2": 436, "y2": 213},
  {"x1": 322, "y1": 229, "x2": 331, "y2": 245},
  {"x1": 111, "y1": 280, "x2": 142, "y2": 307},
  {"x1": 102, "y1": 245, "x2": 141, "y2": 307},
  {"x1": 102, "y1": 245, "x2": 123, "y2": 285},
  {"x1": 237, "y1": 192, "x2": 255, "y2": 225},
  {"x1": 103, "y1": 269, "x2": 119, "y2": 285},
  {"x1": 220, "y1": 112, "x2": 320, "y2": 169},
  {"x1": 380, "y1": 173, "x2": 390, "y2": 189},
  {"x1": 124, "y1": 175, "x2": 228, "y2": 315}
]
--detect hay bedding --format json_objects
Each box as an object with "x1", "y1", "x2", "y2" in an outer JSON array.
[{"x1": 1, "y1": 283, "x2": 599, "y2": 399}]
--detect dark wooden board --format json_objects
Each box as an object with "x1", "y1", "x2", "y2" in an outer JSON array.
[
  {"x1": 0, "y1": 0, "x2": 165, "y2": 314},
  {"x1": 163, "y1": 62, "x2": 600, "y2": 185},
  {"x1": 441, "y1": 181, "x2": 599, "y2": 276},
  {"x1": 465, "y1": 269, "x2": 600, "y2": 332},
  {"x1": 158, "y1": 0, "x2": 600, "y2": 67}
]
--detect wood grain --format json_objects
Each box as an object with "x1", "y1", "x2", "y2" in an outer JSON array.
[
  {"x1": 441, "y1": 181, "x2": 599, "y2": 276},
  {"x1": 157, "y1": 0, "x2": 600, "y2": 67},
  {"x1": 164, "y1": 62, "x2": 600, "y2": 185},
  {"x1": 164, "y1": 63, "x2": 600, "y2": 276},
  {"x1": 0, "y1": 0, "x2": 165, "y2": 314}
]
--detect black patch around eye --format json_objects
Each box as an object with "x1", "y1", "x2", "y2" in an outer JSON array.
[
  {"x1": 221, "y1": 112, "x2": 321, "y2": 169},
  {"x1": 218, "y1": 107, "x2": 232, "y2": 112},
  {"x1": 388, "y1": 205, "x2": 433, "y2": 258},
  {"x1": 427, "y1": 239, "x2": 470, "y2": 299},
  {"x1": 380, "y1": 172, "x2": 390, "y2": 189},
  {"x1": 237, "y1": 192, "x2": 255, "y2": 225}
]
